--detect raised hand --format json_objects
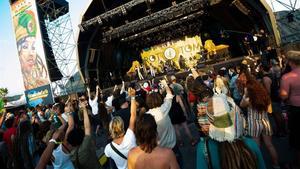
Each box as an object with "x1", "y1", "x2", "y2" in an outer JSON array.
[{"x1": 128, "y1": 87, "x2": 136, "y2": 97}]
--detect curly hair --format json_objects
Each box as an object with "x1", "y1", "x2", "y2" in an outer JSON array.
[{"x1": 246, "y1": 79, "x2": 271, "y2": 112}]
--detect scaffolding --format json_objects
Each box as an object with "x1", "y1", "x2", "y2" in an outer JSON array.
[
  {"x1": 37, "y1": 0, "x2": 84, "y2": 96},
  {"x1": 269, "y1": 0, "x2": 300, "y2": 44}
]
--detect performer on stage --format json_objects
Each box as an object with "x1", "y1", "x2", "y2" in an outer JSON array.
[
  {"x1": 149, "y1": 62, "x2": 156, "y2": 77},
  {"x1": 127, "y1": 60, "x2": 144, "y2": 81}
]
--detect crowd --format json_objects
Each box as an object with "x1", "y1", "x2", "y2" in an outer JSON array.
[{"x1": 0, "y1": 49, "x2": 300, "y2": 169}]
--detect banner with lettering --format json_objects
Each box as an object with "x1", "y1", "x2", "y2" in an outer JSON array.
[
  {"x1": 25, "y1": 84, "x2": 54, "y2": 107},
  {"x1": 141, "y1": 36, "x2": 203, "y2": 73}
]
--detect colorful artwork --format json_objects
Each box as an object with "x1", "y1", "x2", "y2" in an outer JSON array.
[
  {"x1": 25, "y1": 84, "x2": 54, "y2": 107},
  {"x1": 141, "y1": 36, "x2": 203, "y2": 72},
  {"x1": 11, "y1": 0, "x2": 50, "y2": 90}
]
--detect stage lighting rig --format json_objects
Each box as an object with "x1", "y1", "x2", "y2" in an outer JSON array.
[
  {"x1": 121, "y1": 10, "x2": 204, "y2": 42},
  {"x1": 101, "y1": 0, "x2": 205, "y2": 42},
  {"x1": 80, "y1": 0, "x2": 146, "y2": 30}
]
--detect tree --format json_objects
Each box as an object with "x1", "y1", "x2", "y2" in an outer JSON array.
[
  {"x1": 0, "y1": 88, "x2": 7, "y2": 114},
  {"x1": 0, "y1": 87, "x2": 8, "y2": 99}
]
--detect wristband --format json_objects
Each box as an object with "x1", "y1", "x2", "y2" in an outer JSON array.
[
  {"x1": 49, "y1": 139, "x2": 57, "y2": 144},
  {"x1": 131, "y1": 96, "x2": 136, "y2": 100}
]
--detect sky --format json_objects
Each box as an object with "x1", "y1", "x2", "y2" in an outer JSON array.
[{"x1": 0, "y1": 0, "x2": 298, "y2": 96}]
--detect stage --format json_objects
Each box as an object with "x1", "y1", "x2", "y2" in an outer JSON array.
[{"x1": 76, "y1": 0, "x2": 279, "y2": 90}]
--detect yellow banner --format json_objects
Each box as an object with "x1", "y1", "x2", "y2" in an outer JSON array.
[{"x1": 141, "y1": 36, "x2": 202, "y2": 73}]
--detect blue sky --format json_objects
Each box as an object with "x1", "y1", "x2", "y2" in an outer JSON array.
[{"x1": 0, "y1": 0, "x2": 298, "y2": 96}]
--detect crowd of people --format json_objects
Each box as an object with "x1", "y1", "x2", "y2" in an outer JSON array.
[{"x1": 0, "y1": 49, "x2": 300, "y2": 169}]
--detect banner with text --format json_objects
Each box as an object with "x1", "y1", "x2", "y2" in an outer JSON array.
[
  {"x1": 25, "y1": 84, "x2": 54, "y2": 107},
  {"x1": 141, "y1": 36, "x2": 203, "y2": 72}
]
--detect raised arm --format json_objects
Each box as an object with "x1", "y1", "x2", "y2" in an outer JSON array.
[
  {"x1": 128, "y1": 88, "x2": 136, "y2": 131},
  {"x1": 65, "y1": 96, "x2": 71, "y2": 105},
  {"x1": 0, "y1": 109, "x2": 7, "y2": 128},
  {"x1": 159, "y1": 79, "x2": 173, "y2": 114},
  {"x1": 120, "y1": 81, "x2": 126, "y2": 94},
  {"x1": 64, "y1": 112, "x2": 74, "y2": 142},
  {"x1": 87, "y1": 87, "x2": 91, "y2": 99},
  {"x1": 35, "y1": 129, "x2": 64, "y2": 169},
  {"x1": 96, "y1": 85, "x2": 100, "y2": 100},
  {"x1": 57, "y1": 114, "x2": 66, "y2": 131},
  {"x1": 162, "y1": 79, "x2": 172, "y2": 95},
  {"x1": 80, "y1": 99, "x2": 91, "y2": 136}
]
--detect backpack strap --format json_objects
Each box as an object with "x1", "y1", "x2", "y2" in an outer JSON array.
[{"x1": 110, "y1": 142, "x2": 127, "y2": 160}]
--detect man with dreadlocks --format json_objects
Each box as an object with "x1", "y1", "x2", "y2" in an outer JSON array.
[{"x1": 190, "y1": 68, "x2": 266, "y2": 169}]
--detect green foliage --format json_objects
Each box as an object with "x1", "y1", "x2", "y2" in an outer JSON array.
[{"x1": 0, "y1": 87, "x2": 8, "y2": 98}]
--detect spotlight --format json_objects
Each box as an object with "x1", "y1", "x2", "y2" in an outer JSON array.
[{"x1": 121, "y1": 6, "x2": 127, "y2": 15}]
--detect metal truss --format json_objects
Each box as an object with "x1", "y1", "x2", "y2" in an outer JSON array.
[
  {"x1": 269, "y1": 0, "x2": 300, "y2": 44},
  {"x1": 80, "y1": 0, "x2": 146, "y2": 29},
  {"x1": 37, "y1": 0, "x2": 84, "y2": 96},
  {"x1": 122, "y1": 10, "x2": 204, "y2": 42},
  {"x1": 270, "y1": 0, "x2": 298, "y2": 11},
  {"x1": 102, "y1": 0, "x2": 206, "y2": 42}
]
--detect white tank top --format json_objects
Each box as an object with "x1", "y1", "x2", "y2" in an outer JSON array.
[{"x1": 52, "y1": 144, "x2": 75, "y2": 169}]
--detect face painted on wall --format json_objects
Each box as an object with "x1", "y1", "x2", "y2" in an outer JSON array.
[{"x1": 19, "y1": 36, "x2": 37, "y2": 72}]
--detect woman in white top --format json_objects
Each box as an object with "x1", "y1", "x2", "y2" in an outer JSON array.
[
  {"x1": 51, "y1": 109, "x2": 75, "y2": 169},
  {"x1": 145, "y1": 79, "x2": 176, "y2": 149},
  {"x1": 105, "y1": 88, "x2": 137, "y2": 169}
]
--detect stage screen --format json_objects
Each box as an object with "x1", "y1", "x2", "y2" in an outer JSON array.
[
  {"x1": 141, "y1": 36, "x2": 203, "y2": 72},
  {"x1": 11, "y1": 0, "x2": 54, "y2": 106}
]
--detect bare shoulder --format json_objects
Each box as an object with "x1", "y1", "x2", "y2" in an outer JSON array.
[
  {"x1": 156, "y1": 147, "x2": 174, "y2": 156},
  {"x1": 129, "y1": 147, "x2": 140, "y2": 156},
  {"x1": 281, "y1": 72, "x2": 291, "y2": 80}
]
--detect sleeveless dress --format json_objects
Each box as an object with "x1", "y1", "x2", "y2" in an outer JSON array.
[
  {"x1": 247, "y1": 108, "x2": 273, "y2": 137},
  {"x1": 169, "y1": 96, "x2": 186, "y2": 124}
]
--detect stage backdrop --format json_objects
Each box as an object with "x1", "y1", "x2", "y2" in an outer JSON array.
[
  {"x1": 141, "y1": 36, "x2": 203, "y2": 72},
  {"x1": 11, "y1": 0, "x2": 54, "y2": 106}
]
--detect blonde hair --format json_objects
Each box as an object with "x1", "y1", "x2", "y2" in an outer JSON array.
[
  {"x1": 214, "y1": 76, "x2": 225, "y2": 89},
  {"x1": 109, "y1": 116, "x2": 125, "y2": 139}
]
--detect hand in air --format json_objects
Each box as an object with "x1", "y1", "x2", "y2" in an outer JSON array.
[{"x1": 128, "y1": 87, "x2": 136, "y2": 97}]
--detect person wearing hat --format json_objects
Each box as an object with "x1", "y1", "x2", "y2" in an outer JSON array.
[
  {"x1": 195, "y1": 90, "x2": 266, "y2": 169},
  {"x1": 189, "y1": 67, "x2": 266, "y2": 169},
  {"x1": 280, "y1": 50, "x2": 300, "y2": 166},
  {"x1": 15, "y1": 10, "x2": 48, "y2": 90}
]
